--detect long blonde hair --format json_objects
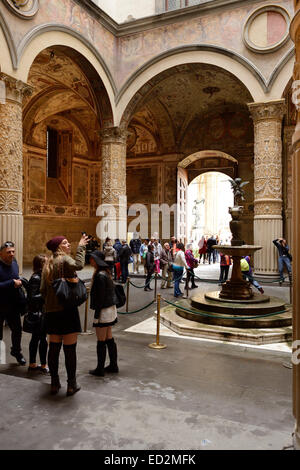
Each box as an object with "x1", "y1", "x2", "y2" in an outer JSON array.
[{"x1": 42, "y1": 249, "x2": 66, "y2": 284}]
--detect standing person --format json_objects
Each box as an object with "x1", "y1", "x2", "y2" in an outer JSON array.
[
  {"x1": 103, "y1": 240, "x2": 116, "y2": 275},
  {"x1": 219, "y1": 253, "x2": 231, "y2": 284},
  {"x1": 24, "y1": 254, "x2": 49, "y2": 373},
  {"x1": 0, "y1": 241, "x2": 26, "y2": 365},
  {"x1": 153, "y1": 238, "x2": 162, "y2": 274},
  {"x1": 160, "y1": 243, "x2": 173, "y2": 289},
  {"x1": 206, "y1": 235, "x2": 217, "y2": 264},
  {"x1": 145, "y1": 244, "x2": 155, "y2": 292},
  {"x1": 198, "y1": 236, "x2": 207, "y2": 264},
  {"x1": 241, "y1": 256, "x2": 264, "y2": 294},
  {"x1": 185, "y1": 243, "x2": 198, "y2": 289},
  {"x1": 119, "y1": 240, "x2": 132, "y2": 284},
  {"x1": 113, "y1": 239, "x2": 122, "y2": 281},
  {"x1": 130, "y1": 233, "x2": 142, "y2": 274},
  {"x1": 89, "y1": 251, "x2": 118, "y2": 377},
  {"x1": 169, "y1": 236, "x2": 178, "y2": 260},
  {"x1": 41, "y1": 234, "x2": 88, "y2": 396},
  {"x1": 173, "y1": 243, "x2": 189, "y2": 298},
  {"x1": 273, "y1": 238, "x2": 292, "y2": 286},
  {"x1": 140, "y1": 239, "x2": 149, "y2": 276}
]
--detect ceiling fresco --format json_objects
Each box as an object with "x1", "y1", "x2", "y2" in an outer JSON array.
[
  {"x1": 127, "y1": 63, "x2": 253, "y2": 156},
  {"x1": 23, "y1": 47, "x2": 112, "y2": 157}
]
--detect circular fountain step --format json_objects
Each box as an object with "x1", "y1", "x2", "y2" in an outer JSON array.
[
  {"x1": 176, "y1": 299, "x2": 291, "y2": 329},
  {"x1": 191, "y1": 292, "x2": 285, "y2": 316}
]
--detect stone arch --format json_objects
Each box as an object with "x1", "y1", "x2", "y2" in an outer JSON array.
[
  {"x1": 14, "y1": 26, "x2": 116, "y2": 125},
  {"x1": 117, "y1": 45, "x2": 268, "y2": 127},
  {"x1": 0, "y1": 10, "x2": 17, "y2": 72},
  {"x1": 268, "y1": 49, "x2": 295, "y2": 99},
  {"x1": 178, "y1": 150, "x2": 238, "y2": 170}
]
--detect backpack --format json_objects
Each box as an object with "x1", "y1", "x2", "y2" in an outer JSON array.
[
  {"x1": 114, "y1": 283, "x2": 126, "y2": 308},
  {"x1": 240, "y1": 258, "x2": 250, "y2": 272}
]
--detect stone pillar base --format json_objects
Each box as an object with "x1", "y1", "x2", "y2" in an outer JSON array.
[
  {"x1": 0, "y1": 214, "x2": 23, "y2": 272},
  {"x1": 253, "y1": 216, "x2": 282, "y2": 278}
]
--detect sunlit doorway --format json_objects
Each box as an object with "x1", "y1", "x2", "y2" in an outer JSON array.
[{"x1": 187, "y1": 172, "x2": 233, "y2": 246}]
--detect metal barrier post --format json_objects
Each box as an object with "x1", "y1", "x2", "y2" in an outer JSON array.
[
  {"x1": 149, "y1": 294, "x2": 166, "y2": 349},
  {"x1": 80, "y1": 286, "x2": 94, "y2": 336},
  {"x1": 126, "y1": 277, "x2": 130, "y2": 313},
  {"x1": 154, "y1": 272, "x2": 158, "y2": 300},
  {"x1": 186, "y1": 270, "x2": 189, "y2": 298}
]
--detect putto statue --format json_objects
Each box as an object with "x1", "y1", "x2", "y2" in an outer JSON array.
[{"x1": 229, "y1": 178, "x2": 249, "y2": 204}]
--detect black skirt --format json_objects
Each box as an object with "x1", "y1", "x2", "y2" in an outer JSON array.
[{"x1": 45, "y1": 306, "x2": 82, "y2": 335}]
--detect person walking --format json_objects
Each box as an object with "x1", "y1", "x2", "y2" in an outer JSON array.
[
  {"x1": 0, "y1": 241, "x2": 26, "y2": 365},
  {"x1": 198, "y1": 236, "x2": 207, "y2": 264},
  {"x1": 241, "y1": 256, "x2": 264, "y2": 294},
  {"x1": 41, "y1": 234, "x2": 88, "y2": 396},
  {"x1": 130, "y1": 234, "x2": 142, "y2": 274},
  {"x1": 206, "y1": 235, "x2": 217, "y2": 264},
  {"x1": 140, "y1": 239, "x2": 149, "y2": 276},
  {"x1": 173, "y1": 243, "x2": 189, "y2": 298},
  {"x1": 113, "y1": 239, "x2": 122, "y2": 281},
  {"x1": 145, "y1": 244, "x2": 155, "y2": 291},
  {"x1": 119, "y1": 240, "x2": 132, "y2": 284},
  {"x1": 89, "y1": 251, "x2": 118, "y2": 377},
  {"x1": 219, "y1": 253, "x2": 231, "y2": 284},
  {"x1": 160, "y1": 243, "x2": 172, "y2": 289},
  {"x1": 273, "y1": 238, "x2": 292, "y2": 286},
  {"x1": 152, "y1": 238, "x2": 162, "y2": 275},
  {"x1": 185, "y1": 243, "x2": 198, "y2": 290},
  {"x1": 23, "y1": 254, "x2": 49, "y2": 373}
]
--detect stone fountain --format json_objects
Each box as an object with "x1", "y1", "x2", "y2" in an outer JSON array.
[{"x1": 159, "y1": 178, "x2": 292, "y2": 344}]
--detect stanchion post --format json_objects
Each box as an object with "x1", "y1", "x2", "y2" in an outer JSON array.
[
  {"x1": 186, "y1": 270, "x2": 189, "y2": 298},
  {"x1": 80, "y1": 286, "x2": 94, "y2": 336},
  {"x1": 149, "y1": 293, "x2": 166, "y2": 349},
  {"x1": 154, "y1": 272, "x2": 158, "y2": 300},
  {"x1": 126, "y1": 277, "x2": 130, "y2": 313}
]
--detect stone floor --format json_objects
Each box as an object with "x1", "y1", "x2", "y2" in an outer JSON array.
[{"x1": 0, "y1": 262, "x2": 294, "y2": 450}]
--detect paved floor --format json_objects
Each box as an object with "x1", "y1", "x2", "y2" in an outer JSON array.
[{"x1": 0, "y1": 263, "x2": 294, "y2": 450}]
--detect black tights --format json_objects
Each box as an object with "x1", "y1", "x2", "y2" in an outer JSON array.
[
  {"x1": 29, "y1": 332, "x2": 48, "y2": 365},
  {"x1": 48, "y1": 342, "x2": 77, "y2": 382}
]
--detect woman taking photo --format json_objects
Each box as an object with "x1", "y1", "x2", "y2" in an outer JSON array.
[
  {"x1": 41, "y1": 234, "x2": 88, "y2": 396},
  {"x1": 89, "y1": 251, "x2": 118, "y2": 377}
]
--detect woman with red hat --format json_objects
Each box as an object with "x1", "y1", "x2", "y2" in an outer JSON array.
[{"x1": 41, "y1": 234, "x2": 89, "y2": 396}]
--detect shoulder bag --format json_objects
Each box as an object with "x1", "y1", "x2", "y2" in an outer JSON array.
[{"x1": 52, "y1": 261, "x2": 87, "y2": 307}]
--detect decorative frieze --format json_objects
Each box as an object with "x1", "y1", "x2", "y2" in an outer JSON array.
[{"x1": 0, "y1": 73, "x2": 33, "y2": 105}]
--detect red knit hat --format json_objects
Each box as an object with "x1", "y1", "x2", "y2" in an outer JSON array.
[{"x1": 46, "y1": 236, "x2": 66, "y2": 252}]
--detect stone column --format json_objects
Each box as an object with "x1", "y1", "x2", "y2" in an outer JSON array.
[
  {"x1": 98, "y1": 127, "x2": 128, "y2": 241},
  {"x1": 290, "y1": 1, "x2": 300, "y2": 449},
  {"x1": 248, "y1": 100, "x2": 286, "y2": 278},
  {"x1": 283, "y1": 126, "x2": 294, "y2": 249},
  {"x1": 0, "y1": 73, "x2": 32, "y2": 272}
]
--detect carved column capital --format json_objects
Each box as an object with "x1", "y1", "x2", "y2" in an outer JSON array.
[
  {"x1": 100, "y1": 127, "x2": 128, "y2": 145},
  {"x1": 0, "y1": 73, "x2": 33, "y2": 105},
  {"x1": 248, "y1": 99, "x2": 286, "y2": 122}
]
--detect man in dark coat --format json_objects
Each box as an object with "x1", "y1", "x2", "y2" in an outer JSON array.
[
  {"x1": 119, "y1": 240, "x2": 132, "y2": 283},
  {"x1": 130, "y1": 233, "x2": 142, "y2": 274},
  {"x1": 0, "y1": 241, "x2": 26, "y2": 365},
  {"x1": 206, "y1": 235, "x2": 217, "y2": 264}
]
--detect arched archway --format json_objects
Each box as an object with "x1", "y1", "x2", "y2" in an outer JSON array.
[{"x1": 22, "y1": 45, "x2": 113, "y2": 262}]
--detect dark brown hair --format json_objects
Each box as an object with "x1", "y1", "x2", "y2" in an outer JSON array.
[{"x1": 33, "y1": 254, "x2": 47, "y2": 273}]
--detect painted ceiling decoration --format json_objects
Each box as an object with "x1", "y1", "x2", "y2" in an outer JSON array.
[{"x1": 128, "y1": 63, "x2": 253, "y2": 154}]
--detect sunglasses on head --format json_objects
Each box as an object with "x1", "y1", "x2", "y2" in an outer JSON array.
[{"x1": 0, "y1": 241, "x2": 15, "y2": 250}]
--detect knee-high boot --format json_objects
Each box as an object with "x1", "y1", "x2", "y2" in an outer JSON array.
[
  {"x1": 105, "y1": 338, "x2": 119, "y2": 373},
  {"x1": 48, "y1": 342, "x2": 62, "y2": 394},
  {"x1": 63, "y1": 343, "x2": 80, "y2": 396},
  {"x1": 89, "y1": 341, "x2": 106, "y2": 377}
]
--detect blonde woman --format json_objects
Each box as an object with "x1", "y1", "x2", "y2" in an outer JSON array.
[{"x1": 41, "y1": 235, "x2": 88, "y2": 396}]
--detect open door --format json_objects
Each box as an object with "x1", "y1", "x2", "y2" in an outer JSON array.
[{"x1": 177, "y1": 167, "x2": 188, "y2": 244}]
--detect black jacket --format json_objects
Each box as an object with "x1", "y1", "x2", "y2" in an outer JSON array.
[
  {"x1": 0, "y1": 259, "x2": 21, "y2": 313},
  {"x1": 119, "y1": 245, "x2": 132, "y2": 263},
  {"x1": 146, "y1": 251, "x2": 155, "y2": 272},
  {"x1": 130, "y1": 239, "x2": 141, "y2": 254},
  {"x1": 90, "y1": 271, "x2": 116, "y2": 319},
  {"x1": 27, "y1": 272, "x2": 44, "y2": 314}
]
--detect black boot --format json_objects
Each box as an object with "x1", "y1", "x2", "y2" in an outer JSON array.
[
  {"x1": 63, "y1": 343, "x2": 80, "y2": 396},
  {"x1": 105, "y1": 338, "x2": 119, "y2": 373},
  {"x1": 89, "y1": 341, "x2": 106, "y2": 377},
  {"x1": 48, "y1": 342, "x2": 62, "y2": 395}
]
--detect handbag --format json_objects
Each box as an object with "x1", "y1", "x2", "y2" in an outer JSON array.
[
  {"x1": 52, "y1": 262, "x2": 87, "y2": 307},
  {"x1": 114, "y1": 283, "x2": 126, "y2": 308},
  {"x1": 23, "y1": 311, "x2": 42, "y2": 333}
]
